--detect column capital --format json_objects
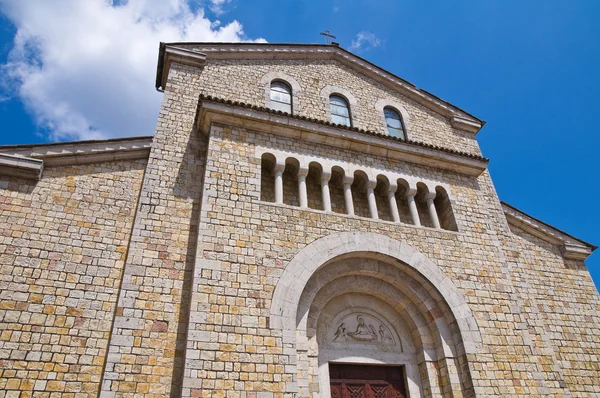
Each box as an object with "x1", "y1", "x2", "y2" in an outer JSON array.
[
  {"x1": 274, "y1": 162, "x2": 286, "y2": 173},
  {"x1": 424, "y1": 191, "x2": 437, "y2": 200},
  {"x1": 406, "y1": 187, "x2": 417, "y2": 197},
  {"x1": 297, "y1": 167, "x2": 309, "y2": 178},
  {"x1": 366, "y1": 180, "x2": 378, "y2": 190},
  {"x1": 387, "y1": 183, "x2": 398, "y2": 194},
  {"x1": 321, "y1": 171, "x2": 332, "y2": 182},
  {"x1": 343, "y1": 175, "x2": 354, "y2": 185}
]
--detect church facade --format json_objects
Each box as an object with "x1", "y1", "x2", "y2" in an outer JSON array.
[{"x1": 0, "y1": 42, "x2": 599, "y2": 397}]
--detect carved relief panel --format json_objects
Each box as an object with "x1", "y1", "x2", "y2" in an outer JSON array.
[{"x1": 324, "y1": 310, "x2": 403, "y2": 352}]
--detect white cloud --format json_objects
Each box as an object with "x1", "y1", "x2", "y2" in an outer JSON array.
[
  {"x1": 209, "y1": 0, "x2": 232, "y2": 16},
  {"x1": 349, "y1": 31, "x2": 381, "y2": 52},
  {"x1": 0, "y1": 0, "x2": 264, "y2": 141}
]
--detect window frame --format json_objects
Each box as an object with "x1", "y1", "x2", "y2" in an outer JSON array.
[
  {"x1": 261, "y1": 73, "x2": 301, "y2": 115},
  {"x1": 269, "y1": 80, "x2": 293, "y2": 114},
  {"x1": 329, "y1": 94, "x2": 352, "y2": 127},
  {"x1": 375, "y1": 99, "x2": 410, "y2": 140},
  {"x1": 383, "y1": 106, "x2": 406, "y2": 140}
]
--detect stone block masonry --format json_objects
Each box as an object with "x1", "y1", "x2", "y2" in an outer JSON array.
[
  {"x1": 183, "y1": 122, "x2": 584, "y2": 397},
  {"x1": 185, "y1": 54, "x2": 481, "y2": 155},
  {"x1": 1, "y1": 43, "x2": 599, "y2": 397},
  {"x1": 0, "y1": 159, "x2": 146, "y2": 397},
  {"x1": 99, "y1": 63, "x2": 208, "y2": 398}
]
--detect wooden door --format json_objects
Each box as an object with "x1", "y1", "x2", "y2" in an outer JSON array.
[{"x1": 329, "y1": 363, "x2": 407, "y2": 398}]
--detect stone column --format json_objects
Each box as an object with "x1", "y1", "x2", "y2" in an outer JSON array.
[
  {"x1": 406, "y1": 188, "x2": 421, "y2": 227},
  {"x1": 387, "y1": 183, "x2": 400, "y2": 223},
  {"x1": 343, "y1": 175, "x2": 354, "y2": 216},
  {"x1": 426, "y1": 191, "x2": 441, "y2": 229},
  {"x1": 321, "y1": 171, "x2": 332, "y2": 212},
  {"x1": 367, "y1": 179, "x2": 378, "y2": 220},
  {"x1": 274, "y1": 162, "x2": 285, "y2": 204},
  {"x1": 298, "y1": 167, "x2": 309, "y2": 208}
]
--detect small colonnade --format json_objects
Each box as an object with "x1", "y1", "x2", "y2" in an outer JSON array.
[{"x1": 257, "y1": 149, "x2": 458, "y2": 231}]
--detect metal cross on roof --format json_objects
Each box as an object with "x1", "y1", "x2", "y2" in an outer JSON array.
[{"x1": 320, "y1": 30, "x2": 337, "y2": 44}]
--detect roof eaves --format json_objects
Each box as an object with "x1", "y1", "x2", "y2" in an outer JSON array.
[
  {"x1": 0, "y1": 153, "x2": 44, "y2": 180},
  {"x1": 502, "y1": 201, "x2": 597, "y2": 251},
  {"x1": 198, "y1": 93, "x2": 488, "y2": 163},
  {"x1": 155, "y1": 42, "x2": 166, "y2": 90},
  {"x1": 0, "y1": 136, "x2": 154, "y2": 150},
  {"x1": 0, "y1": 136, "x2": 153, "y2": 169}
]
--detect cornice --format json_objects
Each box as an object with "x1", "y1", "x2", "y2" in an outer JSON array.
[
  {"x1": 0, "y1": 137, "x2": 152, "y2": 180},
  {"x1": 197, "y1": 94, "x2": 489, "y2": 177},
  {"x1": 502, "y1": 202, "x2": 595, "y2": 261},
  {"x1": 451, "y1": 116, "x2": 482, "y2": 134},
  {"x1": 156, "y1": 43, "x2": 207, "y2": 91},
  {"x1": 156, "y1": 42, "x2": 484, "y2": 133},
  {"x1": 0, "y1": 153, "x2": 43, "y2": 180}
]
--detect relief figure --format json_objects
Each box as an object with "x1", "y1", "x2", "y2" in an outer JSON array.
[
  {"x1": 333, "y1": 323, "x2": 347, "y2": 341},
  {"x1": 379, "y1": 325, "x2": 394, "y2": 343},
  {"x1": 347, "y1": 316, "x2": 378, "y2": 341}
]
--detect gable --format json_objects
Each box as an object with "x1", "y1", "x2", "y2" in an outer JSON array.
[
  {"x1": 157, "y1": 43, "x2": 483, "y2": 155},
  {"x1": 157, "y1": 43, "x2": 483, "y2": 128}
]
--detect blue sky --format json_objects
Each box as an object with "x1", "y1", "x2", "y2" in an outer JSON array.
[{"x1": 0, "y1": 1, "x2": 598, "y2": 287}]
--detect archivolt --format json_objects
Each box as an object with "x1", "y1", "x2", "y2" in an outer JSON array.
[
  {"x1": 269, "y1": 231, "x2": 481, "y2": 355},
  {"x1": 269, "y1": 232, "x2": 482, "y2": 397}
]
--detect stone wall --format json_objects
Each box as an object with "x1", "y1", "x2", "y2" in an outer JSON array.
[
  {"x1": 502, "y1": 223, "x2": 600, "y2": 396},
  {"x1": 328, "y1": 174, "x2": 346, "y2": 215},
  {"x1": 305, "y1": 167, "x2": 322, "y2": 212},
  {"x1": 0, "y1": 159, "x2": 146, "y2": 397},
  {"x1": 182, "y1": 121, "x2": 600, "y2": 397},
  {"x1": 98, "y1": 63, "x2": 208, "y2": 398},
  {"x1": 1, "y1": 53, "x2": 598, "y2": 398}
]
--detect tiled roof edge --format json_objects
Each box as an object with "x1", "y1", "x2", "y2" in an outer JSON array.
[{"x1": 198, "y1": 94, "x2": 489, "y2": 163}]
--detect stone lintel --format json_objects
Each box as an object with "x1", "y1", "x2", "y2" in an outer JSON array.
[
  {"x1": 502, "y1": 202, "x2": 595, "y2": 261},
  {"x1": 199, "y1": 101, "x2": 488, "y2": 177},
  {"x1": 0, "y1": 137, "x2": 152, "y2": 168},
  {"x1": 0, "y1": 153, "x2": 44, "y2": 180}
]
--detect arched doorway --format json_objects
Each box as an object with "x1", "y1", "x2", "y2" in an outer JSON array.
[{"x1": 270, "y1": 232, "x2": 481, "y2": 397}]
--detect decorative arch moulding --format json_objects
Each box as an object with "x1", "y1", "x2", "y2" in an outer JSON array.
[
  {"x1": 269, "y1": 231, "x2": 483, "y2": 355},
  {"x1": 268, "y1": 231, "x2": 483, "y2": 397}
]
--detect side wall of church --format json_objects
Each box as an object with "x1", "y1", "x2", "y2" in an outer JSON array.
[
  {"x1": 0, "y1": 159, "x2": 146, "y2": 396},
  {"x1": 501, "y1": 223, "x2": 600, "y2": 396},
  {"x1": 188, "y1": 56, "x2": 481, "y2": 155}
]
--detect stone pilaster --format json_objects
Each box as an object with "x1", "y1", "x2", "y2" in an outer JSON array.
[{"x1": 99, "y1": 63, "x2": 207, "y2": 397}]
